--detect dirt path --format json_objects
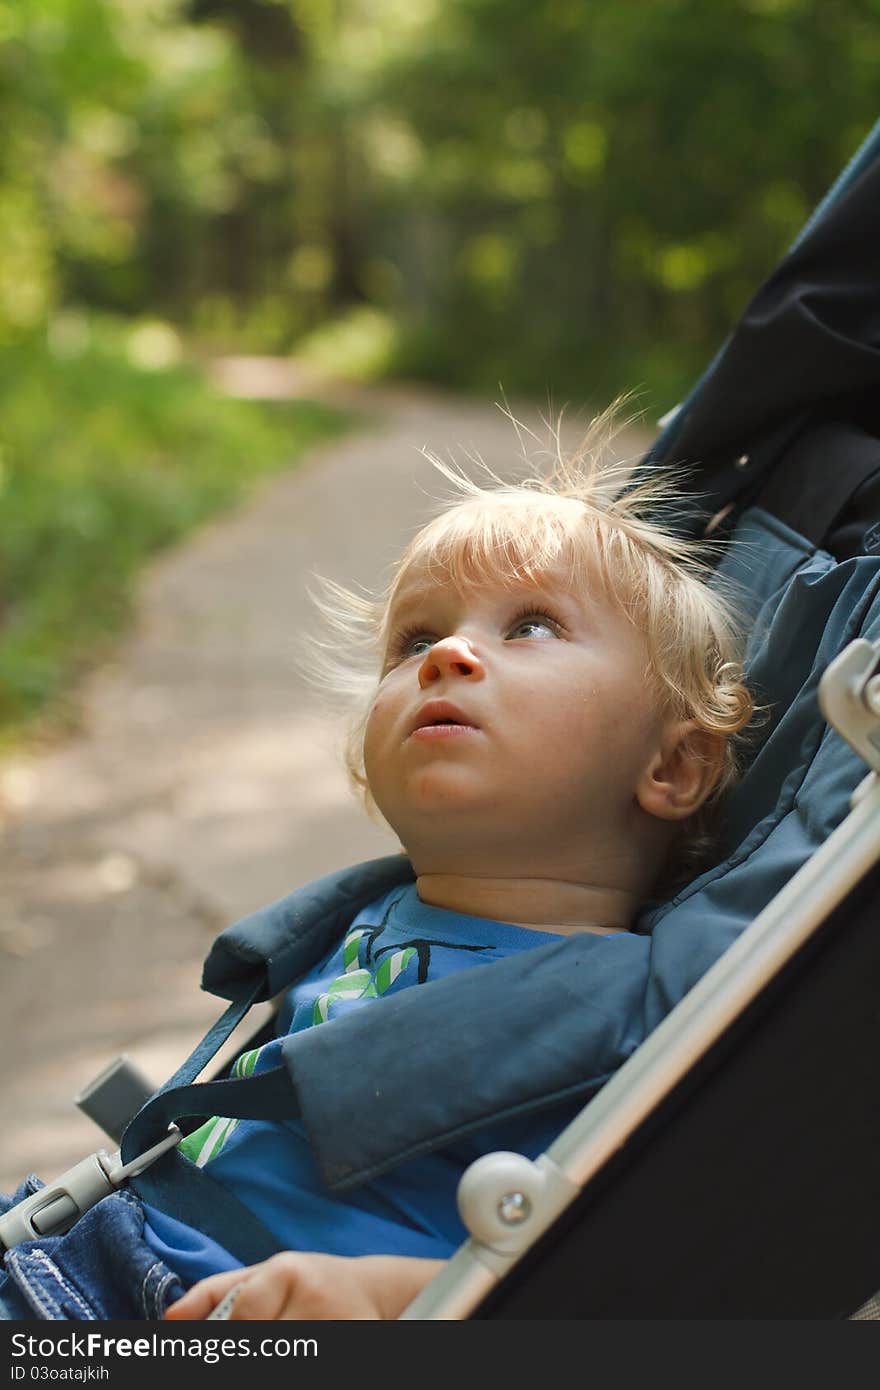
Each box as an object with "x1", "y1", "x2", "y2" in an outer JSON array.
[{"x1": 0, "y1": 375, "x2": 651, "y2": 1191}]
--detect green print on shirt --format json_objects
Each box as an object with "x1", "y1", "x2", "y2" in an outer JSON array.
[
  {"x1": 178, "y1": 930, "x2": 418, "y2": 1167},
  {"x1": 311, "y1": 929, "x2": 416, "y2": 1024},
  {"x1": 177, "y1": 1044, "x2": 263, "y2": 1168}
]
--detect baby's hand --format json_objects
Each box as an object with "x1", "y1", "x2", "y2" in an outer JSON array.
[{"x1": 164, "y1": 1251, "x2": 444, "y2": 1321}]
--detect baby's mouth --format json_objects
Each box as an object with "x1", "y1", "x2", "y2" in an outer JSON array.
[
  {"x1": 409, "y1": 700, "x2": 480, "y2": 737},
  {"x1": 410, "y1": 720, "x2": 478, "y2": 740}
]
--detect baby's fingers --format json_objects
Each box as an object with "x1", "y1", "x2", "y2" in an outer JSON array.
[
  {"x1": 215, "y1": 1260, "x2": 298, "y2": 1319},
  {"x1": 165, "y1": 1252, "x2": 390, "y2": 1321},
  {"x1": 165, "y1": 1267, "x2": 246, "y2": 1320},
  {"x1": 208, "y1": 1253, "x2": 381, "y2": 1319}
]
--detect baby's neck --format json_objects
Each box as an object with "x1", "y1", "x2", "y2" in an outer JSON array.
[{"x1": 414, "y1": 874, "x2": 638, "y2": 936}]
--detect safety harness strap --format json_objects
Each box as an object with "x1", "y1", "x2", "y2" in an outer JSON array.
[
  {"x1": 139, "y1": 971, "x2": 268, "y2": 1101},
  {"x1": 122, "y1": 1066, "x2": 298, "y2": 1161},
  {"x1": 119, "y1": 971, "x2": 301, "y2": 1265}
]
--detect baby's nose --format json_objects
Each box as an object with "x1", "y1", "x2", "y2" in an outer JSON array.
[{"x1": 418, "y1": 635, "x2": 483, "y2": 686}]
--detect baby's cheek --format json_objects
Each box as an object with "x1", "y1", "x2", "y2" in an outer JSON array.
[
  {"x1": 362, "y1": 702, "x2": 383, "y2": 773},
  {"x1": 363, "y1": 711, "x2": 380, "y2": 765},
  {"x1": 365, "y1": 687, "x2": 393, "y2": 735},
  {"x1": 363, "y1": 689, "x2": 403, "y2": 777},
  {"x1": 558, "y1": 690, "x2": 638, "y2": 768},
  {"x1": 551, "y1": 689, "x2": 603, "y2": 739}
]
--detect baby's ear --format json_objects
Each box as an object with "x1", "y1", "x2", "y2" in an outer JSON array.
[{"x1": 636, "y1": 721, "x2": 726, "y2": 822}]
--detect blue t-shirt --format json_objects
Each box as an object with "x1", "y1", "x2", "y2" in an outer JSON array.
[{"x1": 143, "y1": 882, "x2": 582, "y2": 1286}]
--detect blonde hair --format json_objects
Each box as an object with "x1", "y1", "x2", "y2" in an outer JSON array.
[{"x1": 302, "y1": 407, "x2": 756, "y2": 890}]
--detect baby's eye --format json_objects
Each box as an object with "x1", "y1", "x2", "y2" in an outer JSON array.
[
  {"x1": 402, "y1": 634, "x2": 435, "y2": 658},
  {"x1": 389, "y1": 629, "x2": 436, "y2": 663},
  {"x1": 507, "y1": 612, "x2": 560, "y2": 641}
]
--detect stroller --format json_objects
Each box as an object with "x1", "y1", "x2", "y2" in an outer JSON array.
[
  {"x1": 2, "y1": 118, "x2": 880, "y2": 1321},
  {"x1": 413, "y1": 115, "x2": 880, "y2": 1321}
]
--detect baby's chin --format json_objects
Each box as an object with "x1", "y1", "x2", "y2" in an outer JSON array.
[
  {"x1": 384, "y1": 797, "x2": 538, "y2": 868},
  {"x1": 376, "y1": 763, "x2": 498, "y2": 816}
]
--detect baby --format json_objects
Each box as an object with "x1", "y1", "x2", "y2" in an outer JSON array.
[
  {"x1": 0, "y1": 416, "x2": 753, "y2": 1322},
  {"x1": 164, "y1": 423, "x2": 753, "y2": 1320}
]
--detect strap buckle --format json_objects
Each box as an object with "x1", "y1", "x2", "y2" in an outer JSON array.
[{"x1": 0, "y1": 1127, "x2": 182, "y2": 1250}]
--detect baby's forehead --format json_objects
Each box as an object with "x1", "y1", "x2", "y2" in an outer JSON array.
[
  {"x1": 384, "y1": 494, "x2": 617, "y2": 618},
  {"x1": 387, "y1": 551, "x2": 599, "y2": 616}
]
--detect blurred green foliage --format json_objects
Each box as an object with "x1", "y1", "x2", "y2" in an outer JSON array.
[
  {"x1": 1, "y1": 0, "x2": 878, "y2": 740},
  {"x1": 1, "y1": 0, "x2": 878, "y2": 404},
  {"x1": 362, "y1": 0, "x2": 879, "y2": 401},
  {"x1": 0, "y1": 320, "x2": 347, "y2": 744}
]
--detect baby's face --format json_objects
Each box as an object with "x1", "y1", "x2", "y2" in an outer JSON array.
[{"x1": 363, "y1": 552, "x2": 673, "y2": 877}]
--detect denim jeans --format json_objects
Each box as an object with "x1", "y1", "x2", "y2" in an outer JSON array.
[{"x1": 0, "y1": 1176, "x2": 184, "y2": 1320}]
